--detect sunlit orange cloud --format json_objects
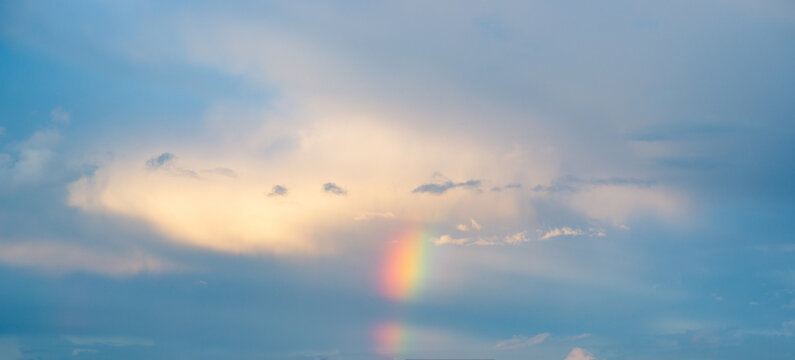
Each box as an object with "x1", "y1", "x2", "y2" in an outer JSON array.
[{"x1": 68, "y1": 116, "x2": 548, "y2": 254}]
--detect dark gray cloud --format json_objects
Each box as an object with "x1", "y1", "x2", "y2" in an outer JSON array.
[
  {"x1": 268, "y1": 185, "x2": 288, "y2": 197},
  {"x1": 412, "y1": 179, "x2": 481, "y2": 194},
  {"x1": 323, "y1": 182, "x2": 347, "y2": 195}
]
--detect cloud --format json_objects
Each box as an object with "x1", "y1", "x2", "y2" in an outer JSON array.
[
  {"x1": 496, "y1": 332, "x2": 549, "y2": 349},
  {"x1": 0, "y1": 242, "x2": 180, "y2": 276},
  {"x1": 50, "y1": 107, "x2": 70, "y2": 124},
  {"x1": 565, "y1": 347, "x2": 596, "y2": 360},
  {"x1": 323, "y1": 182, "x2": 347, "y2": 195},
  {"x1": 145, "y1": 152, "x2": 175, "y2": 170},
  {"x1": 412, "y1": 179, "x2": 481, "y2": 194},
  {"x1": 539, "y1": 227, "x2": 585, "y2": 240},
  {"x1": 68, "y1": 118, "x2": 538, "y2": 254},
  {"x1": 268, "y1": 185, "x2": 288, "y2": 197},
  {"x1": 434, "y1": 231, "x2": 530, "y2": 246},
  {"x1": 491, "y1": 183, "x2": 521, "y2": 192},
  {"x1": 145, "y1": 152, "x2": 198, "y2": 178},
  {"x1": 433, "y1": 235, "x2": 472, "y2": 246},
  {"x1": 457, "y1": 219, "x2": 482, "y2": 232},
  {"x1": 503, "y1": 231, "x2": 529, "y2": 245},
  {"x1": 1, "y1": 128, "x2": 61, "y2": 184}
]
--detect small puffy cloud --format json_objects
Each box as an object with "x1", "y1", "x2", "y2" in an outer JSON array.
[
  {"x1": 457, "y1": 219, "x2": 482, "y2": 232},
  {"x1": 496, "y1": 333, "x2": 549, "y2": 349},
  {"x1": 433, "y1": 235, "x2": 471, "y2": 246},
  {"x1": 0, "y1": 242, "x2": 180, "y2": 276},
  {"x1": 504, "y1": 231, "x2": 529, "y2": 245},
  {"x1": 540, "y1": 227, "x2": 585, "y2": 241},
  {"x1": 565, "y1": 347, "x2": 596, "y2": 360},
  {"x1": 323, "y1": 182, "x2": 347, "y2": 195},
  {"x1": 50, "y1": 107, "x2": 70, "y2": 124},
  {"x1": 268, "y1": 185, "x2": 288, "y2": 197},
  {"x1": 412, "y1": 179, "x2": 481, "y2": 194}
]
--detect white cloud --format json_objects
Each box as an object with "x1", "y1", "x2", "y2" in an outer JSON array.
[
  {"x1": 540, "y1": 227, "x2": 585, "y2": 241},
  {"x1": 456, "y1": 223, "x2": 469, "y2": 232},
  {"x1": 496, "y1": 332, "x2": 549, "y2": 349},
  {"x1": 434, "y1": 231, "x2": 531, "y2": 247},
  {"x1": 0, "y1": 242, "x2": 180, "y2": 276},
  {"x1": 504, "y1": 231, "x2": 529, "y2": 245},
  {"x1": 564, "y1": 347, "x2": 596, "y2": 360},
  {"x1": 470, "y1": 218, "x2": 482, "y2": 230},
  {"x1": 434, "y1": 235, "x2": 472, "y2": 246}
]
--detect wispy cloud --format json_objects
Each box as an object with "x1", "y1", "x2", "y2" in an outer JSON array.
[
  {"x1": 495, "y1": 332, "x2": 549, "y2": 349},
  {"x1": 539, "y1": 227, "x2": 586, "y2": 240},
  {"x1": 0, "y1": 242, "x2": 180, "y2": 276}
]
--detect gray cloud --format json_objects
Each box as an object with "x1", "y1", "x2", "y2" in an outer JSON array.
[
  {"x1": 533, "y1": 176, "x2": 654, "y2": 193},
  {"x1": 145, "y1": 153, "x2": 176, "y2": 170},
  {"x1": 323, "y1": 182, "x2": 347, "y2": 195},
  {"x1": 268, "y1": 185, "x2": 288, "y2": 197},
  {"x1": 412, "y1": 179, "x2": 481, "y2": 194},
  {"x1": 145, "y1": 153, "x2": 198, "y2": 178},
  {"x1": 490, "y1": 183, "x2": 521, "y2": 192}
]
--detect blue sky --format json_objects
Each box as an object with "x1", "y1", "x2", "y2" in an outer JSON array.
[{"x1": 1, "y1": 1, "x2": 794, "y2": 359}]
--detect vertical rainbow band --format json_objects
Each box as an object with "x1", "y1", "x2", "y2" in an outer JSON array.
[{"x1": 378, "y1": 227, "x2": 432, "y2": 302}]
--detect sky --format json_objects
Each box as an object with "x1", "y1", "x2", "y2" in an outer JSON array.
[{"x1": 0, "y1": 1, "x2": 794, "y2": 359}]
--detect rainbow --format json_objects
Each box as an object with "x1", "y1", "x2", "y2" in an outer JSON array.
[
  {"x1": 377, "y1": 227, "x2": 433, "y2": 302},
  {"x1": 373, "y1": 321, "x2": 408, "y2": 356},
  {"x1": 372, "y1": 226, "x2": 434, "y2": 356}
]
